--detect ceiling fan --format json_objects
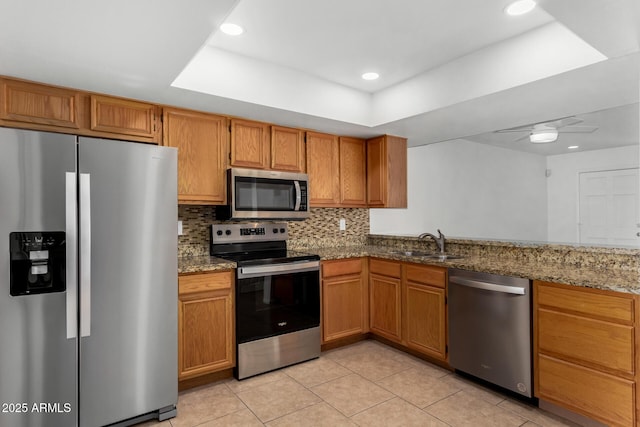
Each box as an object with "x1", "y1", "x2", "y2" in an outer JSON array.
[{"x1": 495, "y1": 117, "x2": 598, "y2": 143}]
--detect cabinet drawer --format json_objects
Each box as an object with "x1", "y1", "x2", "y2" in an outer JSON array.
[
  {"x1": 179, "y1": 271, "x2": 233, "y2": 296},
  {"x1": 369, "y1": 258, "x2": 401, "y2": 278},
  {"x1": 536, "y1": 281, "x2": 633, "y2": 323},
  {"x1": 538, "y1": 308, "x2": 634, "y2": 374},
  {"x1": 538, "y1": 355, "x2": 634, "y2": 427},
  {"x1": 322, "y1": 258, "x2": 362, "y2": 278},
  {"x1": 405, "y1": 264, "x2": 446, "y2": 288}
]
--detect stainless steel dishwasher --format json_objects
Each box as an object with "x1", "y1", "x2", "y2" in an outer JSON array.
[{"x1": 448, "y1": 268, "x2": 532, "y2": 397}]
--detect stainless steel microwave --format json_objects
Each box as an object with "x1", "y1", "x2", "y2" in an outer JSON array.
[{"x1": 217, "y1": 168, "x2": 310, "y2": 220}]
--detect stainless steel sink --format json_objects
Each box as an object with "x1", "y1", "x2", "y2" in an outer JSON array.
[
  {"x1": 390, "y1": 250, "x2": 432, "y2": 257},
  {"x1": 424, "y1": 254, "x2": 464, "y2": 261}
]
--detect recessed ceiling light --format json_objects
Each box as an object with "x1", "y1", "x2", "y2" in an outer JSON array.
[
  {"x1": 220, "y1": 22, "x2": 244, "y2": 36},
  {"x1": 568, "y1": 145, "x2": 579, "y2": 149},
  {"x1": 504, "y1": 0, "x2": 536, "y2": 16},
  {"x1": 362, "y1": 72, "x2": 379, "y2": 81}
]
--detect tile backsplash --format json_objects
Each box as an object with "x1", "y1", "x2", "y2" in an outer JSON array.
[{"x1": 178, "y1": 205, "x2": 370, "y2": 257}]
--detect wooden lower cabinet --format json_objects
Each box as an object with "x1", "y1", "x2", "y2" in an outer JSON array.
[
  {"x1": 369, "y1": 259, "x2": 403, "y2": 343},
  {"x1": 404, "y1": 264, "x2": 447, "y2": 361},
  {"x1": 321, "y1": 258, "x2": 368, "y2": 343},
  {"x1": 178, "y1": 271, "x2": 235, "y2": 381},
  {"x1": 535, "y1": 280, "x2": 638, "y2": 427}
]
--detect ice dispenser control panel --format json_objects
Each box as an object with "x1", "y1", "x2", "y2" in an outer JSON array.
[{"x1": 10, "y1": 232, "x2": 66, "y2": 296}]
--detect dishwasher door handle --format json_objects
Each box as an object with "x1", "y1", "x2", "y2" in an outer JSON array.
[{"x1": 449, "y1": 277, "x2": 526, "y2": 295}]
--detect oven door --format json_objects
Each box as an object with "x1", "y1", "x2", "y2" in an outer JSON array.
[{"x1": 236, "y1": 260, "x2": 320, "y2": 344}]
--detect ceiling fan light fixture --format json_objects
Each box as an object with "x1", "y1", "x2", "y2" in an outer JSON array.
[
  {"x1": 529, "y1": 129, "x2": 558, "y2": 143},
  {"x1": 220, "y1": 22, "x2": 244, "y2": 36},
  {"x1": 505, "y1": 0, "x2": 537, "y2": 16}
]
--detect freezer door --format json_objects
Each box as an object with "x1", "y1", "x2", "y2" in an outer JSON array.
[
  {"x1": 77, "y1": 138, "x2": 177, "y2": 427},
  {"x1": 0, "y1": 128, "x2": 78, "y2": 427}
]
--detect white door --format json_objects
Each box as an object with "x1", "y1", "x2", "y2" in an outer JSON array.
[{"x1": 579, "y1": 168, "x2": 640, "y2": 246}]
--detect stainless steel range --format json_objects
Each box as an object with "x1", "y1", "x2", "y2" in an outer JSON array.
[{"x1": 210, "y1": 222, "x2": 320, "y2": 380}]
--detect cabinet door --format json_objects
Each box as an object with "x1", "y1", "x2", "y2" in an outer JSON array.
[
  {"x1": 405, "y1": 282, "x2": 446, "y2": 360},
  {"x1": 178, "y1": 272, "x2": 234, "y2": 380},
  {"x1": 163, "y1": 108, "x2": 228, "y2": 204},
  {"x1": 538, "y1": 355, "x2": 634, "y2": 427},
  {"x1": 366, "y1": 135, "x2": 407, "y2": 208},
  {"x1": 0, "y1": 78, "x2": 80, "y2": 128},
  {"x1": 271, "y1": 125, "x2": 305, "y2": 172},
  {"x1": 369, "y1": 273, "x2": 402, "y2": 343},
  {"x1": 321, "y1": 258, "x2": 367, "y2": 343},
  {"x1": 339, "y1": 137, "x2": 367, "y2": 207},
  {"x1": 306, "y1": 131, "x2": 340, "y2": 207},
  {"x1": 90, "y1": 95, "x2": 158, "y2": 141},
  {"x1": 230, "y1": 118, "x2": 270, "y2": 169}
]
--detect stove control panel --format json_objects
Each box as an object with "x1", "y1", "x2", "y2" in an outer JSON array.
[{"x1": 211, "y1": 222, "x2": 288, "y2": 244}]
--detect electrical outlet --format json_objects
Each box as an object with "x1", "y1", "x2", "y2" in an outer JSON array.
[
  {"x1": 178, "y1": 220, "x2": 183, "y2": 236},
  {"x1": 339, "y1": 218, "x2": 346, "y2": 231}
]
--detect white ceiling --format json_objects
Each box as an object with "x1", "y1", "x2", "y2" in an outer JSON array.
[{"x1": 0, "y1": 0, "x2": 638, "y2": 153}]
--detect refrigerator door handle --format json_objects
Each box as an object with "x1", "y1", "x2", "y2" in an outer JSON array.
[
  {"x1": 80, "y1": 173, "x2": 91, "y2": 337},
  {"x1": 65, "y1": 172, "x2": 78, "y2": 339}
]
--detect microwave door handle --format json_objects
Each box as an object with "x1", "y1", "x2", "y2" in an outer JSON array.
[{"x1": 294, "y1": 180, "x2": 301, "y2": 211}]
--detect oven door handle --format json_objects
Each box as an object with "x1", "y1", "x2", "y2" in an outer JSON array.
[{"x1": 238, "y1": 260, "x2": 320, "y2": 279}]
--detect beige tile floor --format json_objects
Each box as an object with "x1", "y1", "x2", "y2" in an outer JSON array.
[{"x1": 138, "y1": 340, "x2": 578, "y2": 427}]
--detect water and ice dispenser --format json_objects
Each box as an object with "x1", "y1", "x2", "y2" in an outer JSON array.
[{"x1": 9, "y1": 232, "x2": 66, "y2": 296}]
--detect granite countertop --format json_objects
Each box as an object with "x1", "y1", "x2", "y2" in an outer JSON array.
[
  {"x1": 307, "y1": 245, "x2": 640, "y2": 295},
  {"x1": 178, "y1": 256, "x2": 236, "y2": 274},
  {"x1": 177, "y1": 245, "x2": 640, "y2": 295}
]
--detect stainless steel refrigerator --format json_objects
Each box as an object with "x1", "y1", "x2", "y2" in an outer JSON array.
[{"x1": 0, "y1": 128, "x2": 178, "y2": 427}]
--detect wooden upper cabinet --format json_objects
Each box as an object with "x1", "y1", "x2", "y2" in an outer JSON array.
[
  {"x1": 230, "y1": 119, "x2": 270, "y2": 169},
  {"x1": 90, "y1": 95, "x2": 158, "y2": 142},
  {"x1": 339, "y1": 137, "x2": 367, "y2": 207},
  {"x1": 0, "y1": 78, "x2": 80, "y2": 129},
  {"x1": 367, "y1": 135, "x2": 407, "y2": 208},
  {"x1": 271, "y1": 125, "x2": 305, "y2": 172},
  {"x1": 163, "y1": 107, "x2": 228, "y2": 204},
  {"x1": 306, "y1": 131, "x2": 340, "y2": 207}
]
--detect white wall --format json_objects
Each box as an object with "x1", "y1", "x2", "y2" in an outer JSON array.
[
  {"x1": 546, "y1": 145, "x2": 640, "y2": 243},
  {"x1": 370, "y1": 139, "x2": 548, "y2": 241}
]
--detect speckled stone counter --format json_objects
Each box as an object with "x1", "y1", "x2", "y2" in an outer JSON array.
[
  {"x1": 305, "y1": 245, "x2": 640, "y2": 295},
  {"x1": 178, "y1": 256, "x2": 236, "y2": 274}
]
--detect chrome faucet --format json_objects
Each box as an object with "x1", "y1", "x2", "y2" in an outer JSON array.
[{"x1": 419, "y1": 229, "x2": 446, "y2": 254}]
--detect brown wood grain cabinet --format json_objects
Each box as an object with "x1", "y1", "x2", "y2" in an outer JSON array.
[
  {"x1": 339, "y1": 136, "x2": 367, "y2": 207},
  {"x1": 90, "y1": 94, "x2": 159, "y2": 141},
  {"x1": 321, "y1": 258, "x2": 368, "y2": 343},
  {"x1": 369, "y1": 258, "x2": 403, "y2": 343},
  {"x1": 404, "y1": 264, "x2": 447, "y2": 361},
  {"x1": 0, "y1": 77, "x2": 80, "y2": 129},
  {"x1": 163, "y1": 107, "x2": 228, "y2": 204},
  {"x1": 366, "y1": 135, "x2": 407, "y2": 208},
  {"x1": 230, "y1": 118, "x2": 270, "y2": 169},
  {"x1": 306, "y1": 131, "x2": 340, "y2": 207},
  {"x1": 178, "y1": 271, "x2": 235, "y2": 381},
  {"x1": 534, "y1": 280, "x2": 638, "y2": 427},
  {"x1": 271, "y1": 125, "x2": 306, "y2": 172}
]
